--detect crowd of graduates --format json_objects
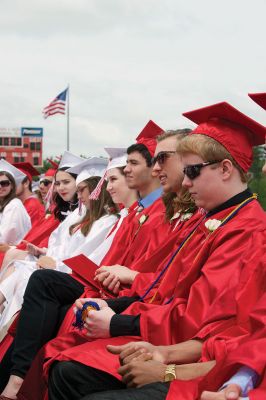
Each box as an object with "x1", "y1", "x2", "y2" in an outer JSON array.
[{"x1": 0, "y1": 93, "x2": 265, "y2": 400}]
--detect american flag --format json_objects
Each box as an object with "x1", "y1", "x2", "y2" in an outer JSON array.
[{"x1": 42, "y1": 88, "x2": 68, "y2": 119}]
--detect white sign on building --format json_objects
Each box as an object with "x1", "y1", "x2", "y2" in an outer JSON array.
[{"x1": 0, "y1": 128, "x2": 20, "y2": 137}]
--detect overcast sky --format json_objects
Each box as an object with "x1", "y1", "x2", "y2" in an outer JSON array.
[{"x1": 0, "y1": 0, "x2": 265, "y2": 158}]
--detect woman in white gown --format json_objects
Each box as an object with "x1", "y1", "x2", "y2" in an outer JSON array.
[
  {"x1": 0, "y1": 160, "x2": 31, "y2": 246},
  {"x1": 87, "y1": 147, "x2": 138, "y2": 265},
  {"x1": 0, "y1": 157, "x2": 118, "y2": 328},
  {"x1": 0, "y1": 165, "x2": 79, "y2": 328}
]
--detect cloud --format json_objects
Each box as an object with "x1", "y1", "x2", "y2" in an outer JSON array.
[{"x1": 0, "y1": 0, "x2": 265, "y2": 158}]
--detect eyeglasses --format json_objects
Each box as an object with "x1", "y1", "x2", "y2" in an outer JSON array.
[
  {"x1": 183, "y1": 161, "x2": 221, "y2": 180},
  {"x1": 40, "y1": 179, "x2": 52, "y2": 187},
  {"x1": 152, "y1": 151, "x2": 176, "y2": 166},
  {"x1": 0, "y1": 180, "x2": 11, "y2": 188}
]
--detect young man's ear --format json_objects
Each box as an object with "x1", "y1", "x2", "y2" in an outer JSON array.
[{"x1": 220, "y1": 159, "x2": 234, "y2": 180}]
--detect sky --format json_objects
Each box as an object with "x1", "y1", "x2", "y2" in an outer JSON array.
[{"x1": 0, "y1": 0, "x2": 265, "y2": 158}]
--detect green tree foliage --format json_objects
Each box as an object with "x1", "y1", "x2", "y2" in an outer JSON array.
[{"x1": 249, "y1": 146, "x2": 266, "y2": 210}]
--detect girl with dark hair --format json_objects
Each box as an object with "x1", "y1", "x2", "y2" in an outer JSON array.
[
  {"x1": 0, "y1": 158, "x2": 117, "y2": 327},
  {"x1": 0, "y1": 160, "x2": 31, "y2": 246},
  {"x1": 52, "y1": 168, "x2": 79, "y2": 222},
  {"x1": 0, "y1": 159, "x2": 118, "y2": 330}
]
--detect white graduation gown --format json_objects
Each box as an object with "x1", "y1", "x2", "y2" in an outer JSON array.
[
  {"x1": 0, "y1": 211, "x2": 118, "y2": 328},
  {"x1": 0, "y1": 198, "x2": 31, "y2": 245},
  {"x1": 89, "y1": 208, "x2": 129, "y2": 265}
]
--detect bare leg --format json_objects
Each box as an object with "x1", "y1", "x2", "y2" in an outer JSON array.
[
  {"x1": 0, "y1": 264, "x2": 15, "y2": 283},
  {"x1": 0, "y1": 264, "x2": 16, "y2": 312},
  {"x1": 1, "y1": 248, "x2": 28, "y2": 271},
  {"x1": 1, "y1": 375, "x2": 24, "y2": 399},
  {"x1": 0, "y1": 249, "x2": 29, "y2": 310}
]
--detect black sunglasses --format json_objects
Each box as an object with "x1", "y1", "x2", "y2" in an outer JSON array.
[
  {"x1": 0, "y1": 179, "x2": 11, "y2": 188},
  {"x1": 152, "y1": 151, "x2": 176, "y2": 166},
  {"x1": 183, "y1": 161, "x2": 221, "y2": 180},
  {"x1": 40, "y1": 179, "x2": 52, "y2": 187}
]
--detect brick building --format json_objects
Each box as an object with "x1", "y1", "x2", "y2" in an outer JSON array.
[{"x1": 0, "y1": 127, "x2": 43, "y2": 166}]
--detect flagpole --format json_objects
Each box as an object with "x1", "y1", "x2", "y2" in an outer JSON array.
[{"x1": 67, "y1": 84, "x2": 70, "y2": 151}]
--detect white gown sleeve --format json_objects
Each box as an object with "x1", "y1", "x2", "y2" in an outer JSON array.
[
  {"x1": 0, "y1": 199, "x2": 31, "y2": 245},
  {"x1": 46, "y1": 207, "x2": 85, "y2": 261},
  {"x1": 55, "y1": 213, "x2": 118, "y2": 272},
  {"x1": 89, "y1": 208, "x2": 128, "y2": 265}
]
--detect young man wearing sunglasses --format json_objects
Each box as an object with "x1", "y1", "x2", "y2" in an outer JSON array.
[
  {"x1": 31, "y1": 102, "x2": 266, "y2": 400},
  {"x1": 38, "y1": 163, "x2": 57, "y2": 204},
  {"x1": 95, "y1": 128, "x2": 198, "y2": 296}
]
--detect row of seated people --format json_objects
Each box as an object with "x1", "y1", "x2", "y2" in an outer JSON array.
[{"x1": 0, "y1": 93, "x2": 265, "y2": 399}]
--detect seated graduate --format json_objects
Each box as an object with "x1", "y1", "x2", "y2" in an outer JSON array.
[
  {"x1": 77, "y1": 146, "x2": 138, "y2": 265},
  {"x1": 0, "y1": 160, "x2": 31, "y2": 247},
  {"x1": 0, "y1": 156, "x2": 118, "y2": 331},
  {"x1": 2, "y1": 101, "x2": 266, "y2": 399},
  {"x1": 38, "y1": 159, "x2": 58, "y2": 208},
  {"x1": 47, "y1": 129, "x2": 197, "y2": 337},
  {"x1": 98, "y1": 119, "x2": 166, "y2": 269},
  {"x1": 96, "y1": 230, "x2": 265, "y2": 400},
  {"x1": 0, "y1": 151, "x2": 82, "y2": 330},
  {"x1": 197, "y1": 92, "x2": 266, "y2": 400},
  {"x1": 94, "y1": 128, "x2": 197, "y2": 296},
  {"x1": 0, "y1": 122, "x2": 165, "y2": 374},
  {"x1": 13, "y1": 162, "x2": 45, "y2": 228},
  {"x1": 39, "y1": 101, "x2": 266, "y2": 400},
  {"x1": 0, "y1": 153, "x2": 78, "y2": 271}
]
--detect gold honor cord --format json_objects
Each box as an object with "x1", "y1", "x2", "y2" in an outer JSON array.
[{"x1": 149, "y1": 194, "x2": 257, "y2": 304}]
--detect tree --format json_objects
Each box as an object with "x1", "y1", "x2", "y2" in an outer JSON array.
[{"x1": 249, "y1": 146, "x2": 266, "y2": 210}]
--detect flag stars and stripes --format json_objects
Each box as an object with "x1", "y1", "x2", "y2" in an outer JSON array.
[{"x1": 42, "y1": 88, "x2": 68, "y2": 119}]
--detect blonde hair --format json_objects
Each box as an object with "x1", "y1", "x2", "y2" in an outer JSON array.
[
  {"x1": 177, "y1": 134, "x2": 248, "y2": 183},
  {"x1": 157, "y1": 129, "x2": 192, "y2": 143},
  {"x1": 157, "y1": 129, "x2": 196, "y2": 220}
]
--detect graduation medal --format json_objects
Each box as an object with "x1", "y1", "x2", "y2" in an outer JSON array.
[{"x1": 73, "y1": 301, "x2": 100, "y2": 330}]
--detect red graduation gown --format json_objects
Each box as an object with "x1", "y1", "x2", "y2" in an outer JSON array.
[
  {"x1": 165, "y1": 232, "x2": 266, "y2": 399},
  {"x1": 16, "y1": 213, "x2": 59, "y2": 250},
  {"x1": 23, "y1": 197, "x2": 45, "y2": 229},
  {"x1": 55, "y1": 197, "x2": 167, "y2": 333},
  {"x1": 100, "y1": 197, "x2": 165, "y2": 267},
  {"x1": 119, "y1": 210, "x2": 203, "y2": 298},
  {"x1": 18, "y1": 199, "x2": 266, "y2": 399}
]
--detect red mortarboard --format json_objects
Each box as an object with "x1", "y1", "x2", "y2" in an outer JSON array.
[
  {"x1": 183, "y1": 102, "x2": 266, "y2": 172},
  {"x1": 44, "y1": 168, "x2": 56, "y2": 178},
  {"x1": 13, "y1": 162, "x2": 40, "y2": 181},
  {"x1": 248, "y1": 92, "x2": 266, "y2": 111},
  {"x1": 135, "y1": 120, "x2": 164, "y2": 156},
  {"x1": 48, "y1": 159, "x2": 59, "y2": 169}
]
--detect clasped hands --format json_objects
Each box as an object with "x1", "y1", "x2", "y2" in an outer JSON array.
[
  {"x1": 94, "y1": 265, "x2": 138, "y2": 294},
  {"x1": 107, "y1": 343, "x2": 244, "y2": 399},
  {"x1": 107, "y1": 341, "x2": 168, "y2": 388}
]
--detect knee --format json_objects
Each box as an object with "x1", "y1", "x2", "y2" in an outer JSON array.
[
  {"x1": 25, "y1": 269, "x2": 54, "y2": 295},
  {"x1": 28, "y1": 269, "x2": 54, "y2": 285},
  {"x1": 50, "y1": 361, "x2": 76, "y2": 385}
]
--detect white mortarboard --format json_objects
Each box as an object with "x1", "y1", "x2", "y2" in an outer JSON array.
[
  {"x1": 67, "y1": 157, "x2": 108, "y2": 186},
  {"x1": 89, "y1": 148, "x2": 128, "y2": 200},
  {"x1": 0, "y1": 159, "x2": 26, "y2": 185},
  {"x1": 58, "y1": 151, "x2": 84, "y2": 169},
  {"x1": 104, "y1": 147, "x2": 127, "y2": 171}
]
